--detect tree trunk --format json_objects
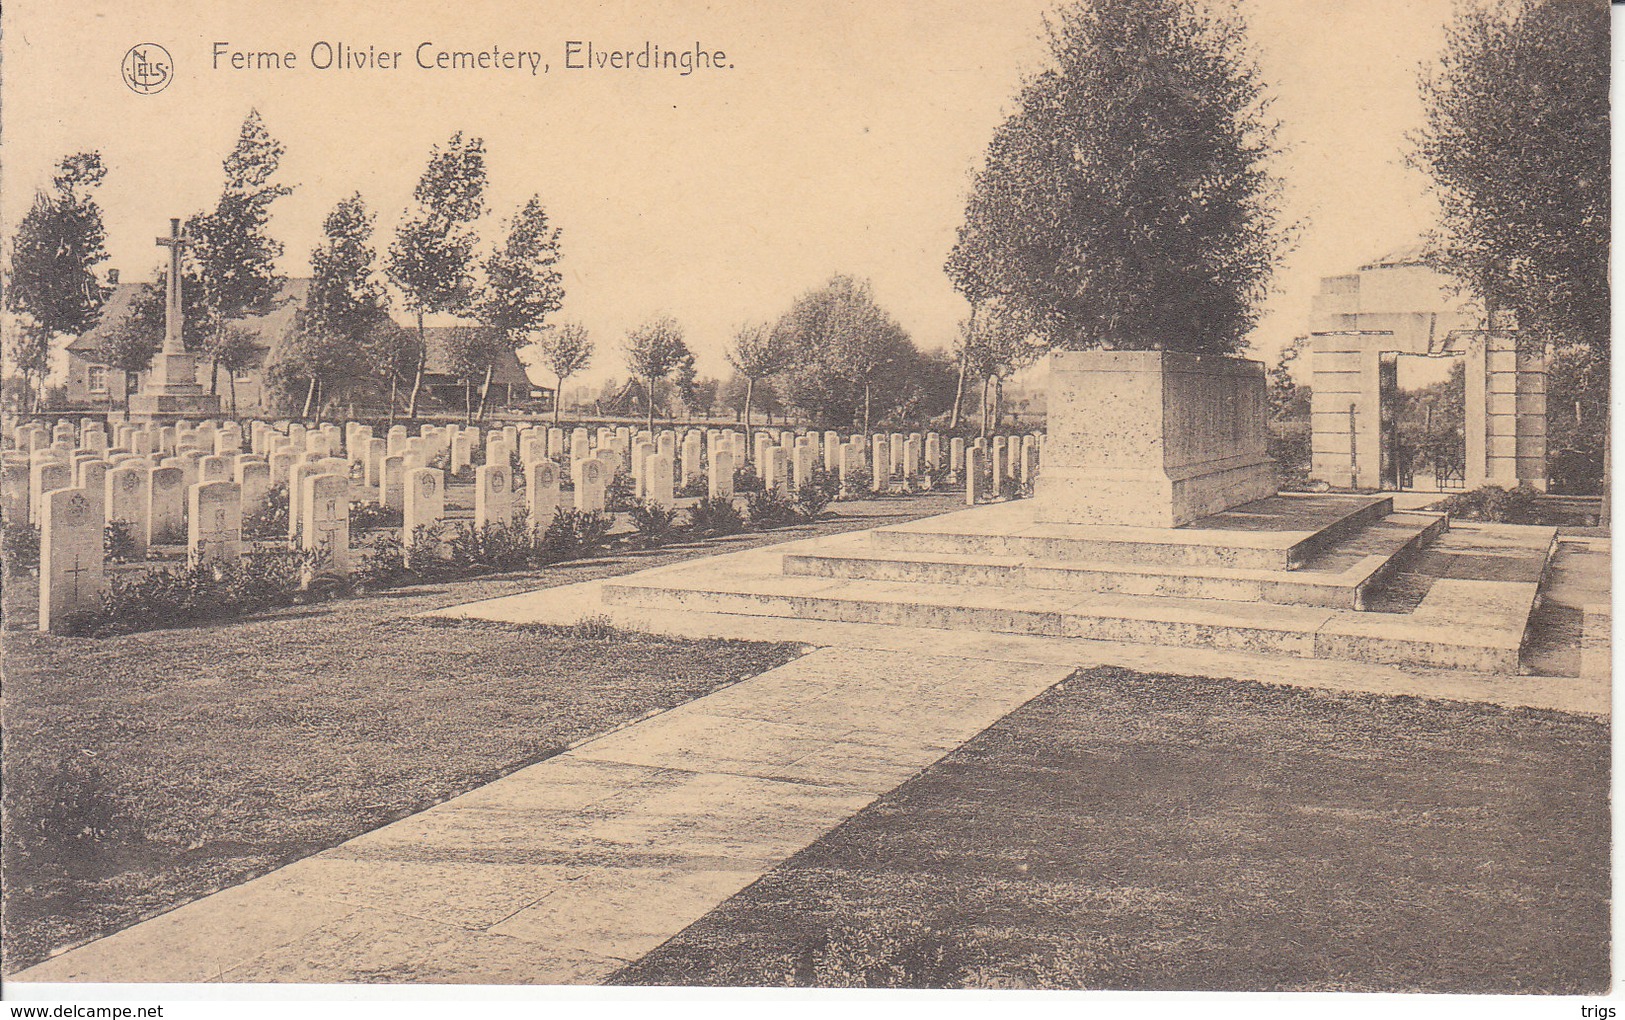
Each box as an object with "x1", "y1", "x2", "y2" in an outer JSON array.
[
  {"x1": 407, "y1": 310, "x2": 426, "y2": 419},
  {"x1": 950, "y1": 302, "x2": 977, "y2": 432},
  {"x1": 949, "y1": 348, "x2": 969, "y2": 432},
  {"x1": 647, "y1": 375, "x2": 656, "y2": 434},
  {"x1": 554, "y1": 373, "x2": 566, "y2": 424},
  {"x1": 464, "y1": 378, "x2": 473, "y2": 424},
  {"x1": 209, "y1": 355, "x2": 221, "y2": 395},
  {"x1": 980, "y1": 376, "x2": 992, "y2": 438},
  {"x1": 743, "y1": 376, "x2": 755, "y2": 458},
  {"x1": 387, "y1": 374, "x2": 399, "y2": 428},
  {"x1": 476, "y1": 363, "x2": 494, "y2": 421},
  {"x1": 229, "y1": 372, "x2": 238, "y2": 416},
  {"x1": 862, "y1": 378, "x2": 872, "y2": 434},
  {"x1": 302, "y1": 376, "x2": 317, "y2": 420}
]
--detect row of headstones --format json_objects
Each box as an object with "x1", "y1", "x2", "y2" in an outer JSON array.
[
  {"x1": 5, "y1": 445, "x2": 274, "y2": 552},
  {"x1": 6, "y1": 417, "x2": 1045, "y2": 527},
  {"x1": 30, "y1": 467, "x2": 350, "y2": 634},
  {"x1": 6, "y1": 417, "x2": 1042, "y2": 496},
  {"x1": 963, "y1": 434, "x2": 1044, "y2": 506}
]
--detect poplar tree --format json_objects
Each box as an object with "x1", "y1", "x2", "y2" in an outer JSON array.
[
  {"x1": 5, "y1": 152, "x2": 111, "y2": 409},
  {"x1": 188, "y1": 109, "x2": 294, "y2": 393},
  {"x1": 387, "y1": 132, "x2": 487, "y2": 418},
  {"x1": 947, "y1": 0, "x2": 1289, "y2": 353},
  {"x1": 475, "y1": 196, "x2": 564, "y2": 418},
  {"x1": 289, "y1": 193, "x2": 391, "y2": 419},
  {"x1": 534, "y1": 322, "x2": 594, "y2": 424}
]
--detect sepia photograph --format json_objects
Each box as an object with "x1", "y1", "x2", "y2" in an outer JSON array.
[{"x1": 0, "y1": 0, "x2": 1611, "y2": 1013}]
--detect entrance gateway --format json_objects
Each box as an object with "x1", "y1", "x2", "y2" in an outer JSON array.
[{"x1": 1308, "y1": 312, "x2": 1547, "y2": 492}]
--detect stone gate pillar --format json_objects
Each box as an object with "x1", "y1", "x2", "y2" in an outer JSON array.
[
  {"x1": 1466, "y1": 332, "x2": 1547, "y2": 490},
  {"x1": 1309, "y1": 336, "x2": 1383, "y2": 489}
]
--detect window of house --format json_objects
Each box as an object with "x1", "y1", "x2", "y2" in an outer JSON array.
[{"x1": 87, "y1": 364, "x2": 108, "y2": 393}]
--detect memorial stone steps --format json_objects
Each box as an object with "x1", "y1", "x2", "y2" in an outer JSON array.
[
  {"x1": 782, "y1": 511, "x2": 1447, "y2": 611},
  {"x1": 596, "y1": 495, "x2": 1557, "y2": 674}
]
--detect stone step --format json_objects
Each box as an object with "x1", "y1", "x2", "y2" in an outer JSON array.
[
  {"x1": 868, "y1": 494, "x2": 1395, "y2": 570},
  {"x1": 783, "y1": 511, "x2": 1448, "y2": 610},
  {"x1": 599, "y1": 567, "x2": 1522, "y2": 673}
]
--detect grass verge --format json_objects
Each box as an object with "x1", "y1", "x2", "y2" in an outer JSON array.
[
  {"x1": 616, "y1": 666, "x2": 1610, "y2": 993},
  {"x1": 3, "y1": 494, "x2": 967, "y2": 973}
]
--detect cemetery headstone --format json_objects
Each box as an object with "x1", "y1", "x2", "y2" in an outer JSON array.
[
  {"x1": 574, "y1": 457, "x2": 606, "y2": 512},
  {"x1": 237, "y1": 459, "x2": 271, "y2": 518},
  {"x1": 380, "y1": 455, "x2": 406, "y2": 510},
  {"x1": 30, "y1": 460, "x2": 72, "y2": 525},
  {"x1": 188, "y1": 480, "x2": 242, "y2": 566},
  {"x1": 403, "y1": 467, "x2": 445, "y2": 548},
  {"x1": 709, "y1": 447, "x2": 735, "y2": 500},
  {"x1": 646, "y1": 452, "x2": 674, "y2": 506},
  {"x1": 146, "y1": 466, "x2": 185, "y2": 546},
  {"x1": 301, "y1": 473, "x2": 351, "y2": 576},
  {"x1": 526, "y1": 460, "x2": 560, "y2": 528},
  {"x1": 74, "y1": 459, "x2": 109, "y2": 522},
  {"x1": 104, "y1": 464, "x2": 150, "y2": 559},
  {"x1": 475, "y1": 463, "x2": 513, "y2": 528},
  {"x1": 39, "y1": 487, "x2": 105, "y2": 633},
  {"x1": 966, "y1": 446, "x2": 985, "y2": 505}
]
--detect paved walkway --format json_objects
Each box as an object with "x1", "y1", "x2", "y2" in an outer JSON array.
[{"x1": 14, "y1": 647, "x2": 1073, "y2": 985}]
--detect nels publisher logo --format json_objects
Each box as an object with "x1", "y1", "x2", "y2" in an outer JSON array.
[{"x1": 121, "y1": 43, "x2": 173, "y2": 94}]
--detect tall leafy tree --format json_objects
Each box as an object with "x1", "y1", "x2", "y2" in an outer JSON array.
[
  {"x1": 533, "y1": 321, "x2": 594, "y2": 424},
  {"x1": 1409, "y1": 0, "x2": 1608, "y2": 504},
  {"x1": 622, "y1": 315, "x2": 691, "y2": 433},
  {"x1": 476, "y1": 197, "x2": 564, "y2": 419},
  {"x1": 4, "y1": 152, "x2": 111, "y2": 409},
  {"x1": 212, "y1": 325, "x2": 260, "y2": 417},
  {"x1": 4, "y1": 320, "x2": 54, "y2": 412},
  {"x1": 287, "y1": 193, "x2": 390, "y2": 420},
  {"x1": 187, "y1": 109, "x2": 294, "y2": 393},
  {"x1": 1267, "y1": 334, "x2": 1312, "y2": 421},
  {"x1": 947, "y1": 0, "x2": 1289, "y2": 353},
  {"x1": 94, "y1": 319, "x2": 161, "y2": 412},
  {"x1": 725, "y1": 322, "x2": 793, "y2": 453},
  {"x1": 387, "y1": 132, "x2": 487, "y2": 417},
  {"x1": 772, "y1": 275, "x2": 915, "y2": 431},
  {"x1": 1410, "y1": 0, "x2": 1608, "y2": 352}
]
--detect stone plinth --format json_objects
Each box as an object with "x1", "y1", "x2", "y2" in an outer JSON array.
[
  {"x1": 129, "y1": 351, "x2": 221, "y2": 420},
  {"x1": 1036, "y1": 351, "x2": 1275, "y2": 528}
]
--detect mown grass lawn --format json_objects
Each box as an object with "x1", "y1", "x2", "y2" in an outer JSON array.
[
  {"x1": 617, "y1": 667, "x2": 1610, "y2": 993},
  {"x1": 1, "y1": 495, "x2": 965, "y2": 974}
]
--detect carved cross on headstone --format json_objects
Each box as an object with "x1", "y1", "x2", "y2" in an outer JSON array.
[
  {"x1": 64, "y1": 554, "x2": 89, "y2": 601},
  {"x1": 154, "y1": 218, "x2": 195, "y2": 356}
]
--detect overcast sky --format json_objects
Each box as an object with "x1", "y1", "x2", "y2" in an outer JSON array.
[{"x1": 3, "y1": 0, "x2": 1454, "y2": 385}]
